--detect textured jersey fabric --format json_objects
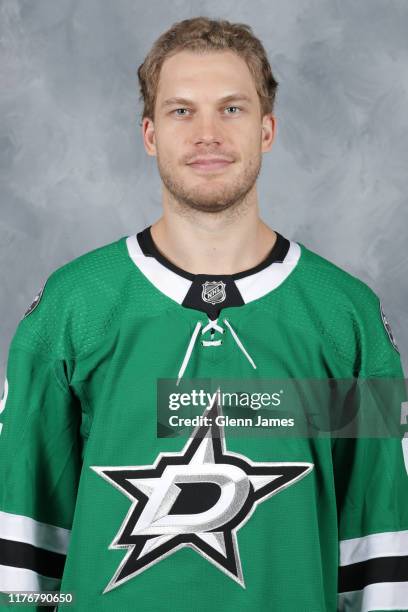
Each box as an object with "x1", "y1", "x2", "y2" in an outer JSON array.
[{"x1": 0, "y1": 228, "x2": 407, "y2": 611}]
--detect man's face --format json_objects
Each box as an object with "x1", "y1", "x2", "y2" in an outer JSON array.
[{"x1": 143, "y1": 50, "x2": 275, "y2": 214}]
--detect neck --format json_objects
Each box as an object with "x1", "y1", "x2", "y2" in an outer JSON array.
[{"x1": 150, "y1": 194, "x2": 276, "y2": 276}]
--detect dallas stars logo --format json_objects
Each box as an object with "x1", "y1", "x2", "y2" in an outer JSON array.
[{"x1": 91, "y1": 396, "x2": 313, "y2": 592}]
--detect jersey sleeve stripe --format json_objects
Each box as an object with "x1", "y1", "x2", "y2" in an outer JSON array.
[
  {"x1": 0, "y1": 537, "x2": 66, "y2": 581},
  {"x1": 339, "y1": 554, "x2": 408, "y2": 592},
  {"x1": 0, "y1": 563, "x2": 62, "y2": 591},
  {"x1": 0, "y1": 511, "x2": 70, "y2": 554},
  {"x1": 340, "y1": 530, "x2": 408, "y2": 566},
  {"x1": 338, "y1": 581, "x2": 408, "y2": 611}
]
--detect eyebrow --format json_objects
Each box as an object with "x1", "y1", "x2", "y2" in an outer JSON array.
[{"x1": 161, "y1": 93, "x2": 253, "y2": 108}]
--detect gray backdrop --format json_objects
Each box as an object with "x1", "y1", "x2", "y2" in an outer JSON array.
[{"x1": 1, "y1": 0, "x2": 407, "y2": 380}]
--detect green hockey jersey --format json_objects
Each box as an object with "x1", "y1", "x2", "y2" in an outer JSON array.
[{"x1": 0, "y1": 226, "x2": 407, "y2": 611}]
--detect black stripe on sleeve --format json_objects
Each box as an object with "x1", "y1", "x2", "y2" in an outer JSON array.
[
  {"x1": 339, "y1": 555, "x2": 408, "y2": 593},
  {"x1": 0, "y1": 538, "x2": 66, "y2": 580}
]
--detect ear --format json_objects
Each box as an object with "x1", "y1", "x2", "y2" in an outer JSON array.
[
  {"x1": 261, "y1": 113, "x2": 276, "y2": 153},
  {"x1": 142, "y1": 117, "x2": 157, "y2": 157}
]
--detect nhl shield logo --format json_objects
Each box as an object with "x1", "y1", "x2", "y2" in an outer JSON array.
[{"x1": 202, "y1": 280, "x2": 226, "y2": 304}]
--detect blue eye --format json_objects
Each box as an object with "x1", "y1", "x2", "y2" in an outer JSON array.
[
  {"x1": 225, "y1": 106, "x2": 241, "y2": 114},
  {"x1": 172, "y1": 106, "x2": 242, "y2": 117}
]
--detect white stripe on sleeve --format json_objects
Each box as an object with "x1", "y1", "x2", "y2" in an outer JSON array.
[
  {"x1": 0, "y1": 510, "x2": 70, "y2": 554},
  {"x1": 338, "y1": 581, "x2": 408, "y2": 612},
  {"x1": 0, "y1": 564, "x2": 62, "y2": 591},
  {"x1": 340, "y1": 529, "x2": 408, "y2": 566}
]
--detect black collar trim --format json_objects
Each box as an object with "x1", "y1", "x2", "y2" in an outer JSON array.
[{"x1": 136, "y1": 225, "x2": 290, "y2": 281}]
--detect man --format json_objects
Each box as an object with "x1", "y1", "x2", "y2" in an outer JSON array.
[{"x1": 0, "y1": 16, "x2": 407, "y2": 612}]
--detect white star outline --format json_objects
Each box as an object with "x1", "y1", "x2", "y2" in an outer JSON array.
[{"x1": 91, "y1": 395, "x2": 314, "y2": 593}]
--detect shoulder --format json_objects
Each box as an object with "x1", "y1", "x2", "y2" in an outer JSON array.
[
  {"x1": 295, "y1": 241, "x2": 402, "y2": 375},
  {"x1": 297, "y1": 241, "x2": 376, "y2": 305},
  {"x1": 12, "y1": 236, "x2": 129, "y2": 359},
  {"x1": 44, "y1": 235, "x2": 127, "y2": 295},
  {"x1": 296, "y1": 241, "x2": 384, "y2": 326}
]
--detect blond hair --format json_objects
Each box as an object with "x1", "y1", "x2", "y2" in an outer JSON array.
[{"x1": 137, "y1": 16, "x2": 278, "y2": 123}]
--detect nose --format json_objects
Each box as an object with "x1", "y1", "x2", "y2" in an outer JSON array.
[{"x1": 193, "y1": 111, "x2": 223, "y2": 146}]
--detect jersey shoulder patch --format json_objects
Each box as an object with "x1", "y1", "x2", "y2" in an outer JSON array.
[
  {"x1": 379, "y1": 301, "x2": 399, "y2": 353},
  {"x1": 23, "y1": 285, "x2": 45, "y2": 318}
]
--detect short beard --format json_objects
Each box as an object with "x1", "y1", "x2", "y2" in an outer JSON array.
[{"x1": 157, "y1": 153, "x2": 262, "y2": 215}]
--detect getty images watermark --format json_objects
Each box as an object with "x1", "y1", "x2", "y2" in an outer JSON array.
[{"x1": 156, "y1": 378, "x2": 408, "y2": 439}]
